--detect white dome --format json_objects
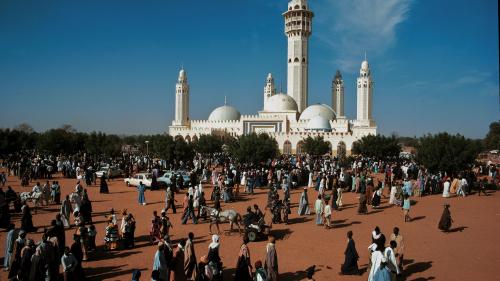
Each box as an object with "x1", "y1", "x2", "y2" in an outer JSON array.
[
  {"x1": 299, "y1": 104, "x2": 336, "y2": 120},
  {"x1": 264, "y1": 94, "x2": 298, "y2": 112},
  {"x1": 208, "y1": 105, "x2": 241, "y2": 121},
  {"x1": 306, "y1": 116, "x2": 331, "y2": 131}
]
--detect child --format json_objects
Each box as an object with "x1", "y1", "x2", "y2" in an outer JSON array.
[
  {"x1": 402, "y1": 194, "x2": 411, "y2": 222},
  {"x1": 323, "y1": 198, "x2": 332, "y2": 229}
]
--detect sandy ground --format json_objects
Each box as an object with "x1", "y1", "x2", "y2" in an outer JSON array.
[{"x1": 1, "y1": 172, "x2": 499, "y2": 281}]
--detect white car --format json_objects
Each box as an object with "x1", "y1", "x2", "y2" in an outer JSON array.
[
  {"x1": 96, "y1": 166, "x2": 123, "y2": 179},
  {"x1": 124, "y1": 173, "x2": 152, "y2": 188}
]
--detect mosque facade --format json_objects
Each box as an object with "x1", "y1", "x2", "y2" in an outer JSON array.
[{"x1": 168, "y1": 0, "x2": 377, "y2": 156}]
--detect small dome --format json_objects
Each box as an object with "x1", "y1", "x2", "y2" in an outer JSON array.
[
  {"x1": 306, "y1": 116, "x2": 331, "y2": 131},
  {"x1": 299, "y1": 104, "x2": 336, "y2": 120},
  {"x1": 264, "y1": 93, "x2": 298, "y2": 112},
  {"x1": 208, "y1": 105, "x2": 241, "y2": 121}
]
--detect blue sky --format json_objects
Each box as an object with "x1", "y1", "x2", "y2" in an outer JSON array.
[{"x1": 0, "y1": 0, "x2": 498, "y2": 138}]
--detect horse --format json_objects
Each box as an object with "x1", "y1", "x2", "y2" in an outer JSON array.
[
  {"x1": 201, "y1": 205, "x2": 243, "y2": 235},
  {"x1": 20, "y1": 191, "x2": 42, "y2": 213}
]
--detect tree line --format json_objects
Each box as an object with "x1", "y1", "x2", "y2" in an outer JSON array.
[{"x1": 1, "y1": 121, "x2": 498, "y2": 173}]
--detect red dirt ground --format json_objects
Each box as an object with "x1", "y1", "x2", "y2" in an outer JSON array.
[{"x1": 1, "y1": 172, "x2": 499, "y2": 281}]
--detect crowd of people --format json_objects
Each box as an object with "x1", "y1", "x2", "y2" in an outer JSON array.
[{"x1": 0, "y1": 150, "x2": 498, "y2": 281}]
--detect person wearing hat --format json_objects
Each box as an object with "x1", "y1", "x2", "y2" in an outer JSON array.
[{"x1": 298, "y1": 188, "x2": 311, "y2": 216}]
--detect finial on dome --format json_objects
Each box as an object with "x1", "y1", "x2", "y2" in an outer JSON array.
[
  {"x1": 364, "y1": 51, "x2": 367, "y2": 61},
  {"x1": 224, "y1": 96, "x2": 227, "y2": 105}
]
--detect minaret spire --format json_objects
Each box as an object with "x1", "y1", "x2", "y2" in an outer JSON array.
[
  {"x1": 284, "y1": 0, "x2": 314, "y2": 112},
  {"x1": 173, "y1": 68, "x2": 189, "y2": 126}
]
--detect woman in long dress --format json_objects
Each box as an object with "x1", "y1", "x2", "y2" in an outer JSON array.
[
  {"x1": 341, "y1": 230, "x2": 359, "y2": 275},
  {"x1": 234, "y1": 237, "x2": 252, "y2": 281},
  {"x1": 438, "y1": 204, "x2": 453, "y2": 231},
  {"x1": 297, "y1": 188, "x2": 311, "y2": 216},
  {"x1": 357, "y1": 194, "x2": 368, "y2": 214},
  {"x1": 99, "y1": 175, "x2": 109, "y2": 194}
]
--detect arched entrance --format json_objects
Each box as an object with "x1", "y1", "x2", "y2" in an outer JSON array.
[
  {"x1": 296, "y1": 141, "x2": 304, "y2": 155},
  {"x1": 337, "y1": 141, "x2": 346, "y2": 159},
  {"x1": 283, "y1": 140, "x2": 292, "y2": 155}
]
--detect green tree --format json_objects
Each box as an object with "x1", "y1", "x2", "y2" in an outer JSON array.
[
  {"x1": 0, "y1": 128, "x2": 38, "y2": 155},
  {"x1": 193, "y1": 134, "x2": 224, "y2": 155},
  {"x1": 416, "y1": 132, "x2": 482, "y2": 174},
  {"x1": 228, "y1": 133, "x2": 278, "y2": 166},
  {"x1": 352, "y1": 134, "x2": 401, "y2": 159},
  {"x1": 37, "y1": 128, "x2": 84, "y2": 155},
  {"x1": 301, "y1": 136, "x2": 331, "y2": 156},
  {"x1": 483, "y1": 121, "x2": 500, "y2": 150},
  {"x1": 149, "y1": 134, "x2": 175, "y2": 161},
  {"x1": 173, "y1": 136, "x2": 195, "y2": 162}
]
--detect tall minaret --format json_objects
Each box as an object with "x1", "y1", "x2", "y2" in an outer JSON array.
[
  {"x1": 263, "y1": 73, "x2": 276, "y2": 107},
  {"x1": 332, "y1": 70, "x2": 345, "y2": 118},
  {"x1": 173, "y1": 68, "x2": 189, "y2": 126},
  {"x1": 283, "y1": 0, "x2": 313, "y2": 112},
  {"x1": 356, "y1": 56, "x2": 374, "y2": 126}
]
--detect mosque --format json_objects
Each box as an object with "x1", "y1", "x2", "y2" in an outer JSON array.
[{"x1": 168, "y1": 0, "x2": 377, "y2": 156}]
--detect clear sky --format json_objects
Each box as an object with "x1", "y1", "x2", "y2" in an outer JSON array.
[{"x1": 0, "y1": 0, "x2": 498, "y2": 138}]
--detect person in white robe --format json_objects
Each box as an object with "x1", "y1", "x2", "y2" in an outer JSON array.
[
  {"x1": 442, "y1": 178, "x2": 451, "y2": 198},
  {"x1": 368, "y1": 250, "x2": 385, "y2": 281}
]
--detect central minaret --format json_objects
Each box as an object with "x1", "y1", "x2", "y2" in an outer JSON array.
[
  {"x1": 173, "y1": 68, "x2": 189, "y2": 126},
  {"x1": 356, "y1": 57, "x2": 374, "y2": 126},
  {"x1": 283, "y1": 0, "x2": 313, "y2": 112}
]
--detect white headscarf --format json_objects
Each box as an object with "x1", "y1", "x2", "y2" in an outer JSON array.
[{"x1": 209, "y1": 234, "x2": 220, "y2": 249}]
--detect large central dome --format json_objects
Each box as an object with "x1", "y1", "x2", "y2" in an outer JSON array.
[
  {"x1": 264, "y1": 94, "x2": 298, "y2": 112},
  {"x1": 208, "y1": 105, "x2": 241, "y2": 121},
  {"x1": 299, "y1": 104, "x2": 336, "y2": 120}
]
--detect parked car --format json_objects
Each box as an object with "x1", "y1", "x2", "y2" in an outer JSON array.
[
  {"x1": 157, "y1": 170, "x2": 191, "y2": 187},
  {"x1": 96, "y1": 166, "x2": 123, "y2": 179},
  {"x1": 124, "y1": 173, "x2": 152, "y2": 188}
]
